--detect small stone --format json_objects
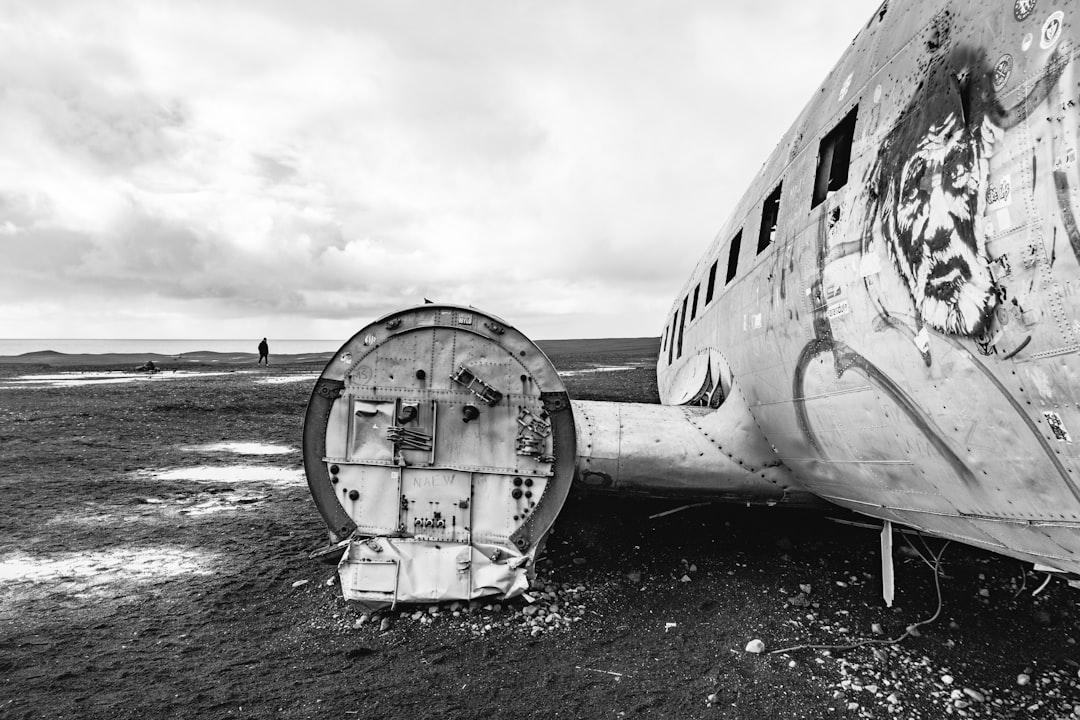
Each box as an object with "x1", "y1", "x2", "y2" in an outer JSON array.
[
  {"x1": 963, "y1": 688, "x2": 984, "y2": 703},
  {"x1": 871, "y1": 623, "x2": 884, "y2": 635},
  {"x1": 846, "y1": 702, "x2": 859, "y2": 711},
  {"x1": 887, "y1": 693, "x2": 899, "y2": 704},
  {"x1": 706, "y1": 693, "x2": 718, "y2": 704},
  {"x1": 949, "y1": 621, "x2": 960, "y2": 630},
  {"x1": 865, "y1": 684, "x2": 878, "y2": 694},
  {"x1": 523, "y1": 606, "x2": 539, "y2": 616},
  {"x1": 626, "y1": 571, "x2": 642, "y2": 583},
  {"x1": 325, "y1": 576, "x2": 336, "y2": 586},
  {"x1": 530, "y1": 627, "x2": 542, "y2": 637},
  {"x1": 836, "y1": 581, "x2": 849, "y2": 588},
  {"x1": 745, "y1": 639, "x2": 765, "y2": 653},
  {"x1": 978, "y1": 588, "x2": 989, "y2": 597},
  {"x1": 799, "y1": 583, "x2": 812, "y2": 594},
  {"x1": 941, "y1": 675, "x2": 954, "y2": 685},
  {"x1": 689, "y1": 564, "x2": 698, "y2": 573},
  {"x1": 788, "y1": 660, "x2": 797, "y2": 668},
  {"x1": 411, "y1": 611, "x2": 423, "y2": 620},
  {"x1": 379, "y1": 617, "x2": 392, "y2": 632},
  {"x1": 1017, "y1": 673, "x2": 1030, "y2": 686},
  {"x1": 680, "y1": 574, "x2": 692, "y2": 583},
  {"x1": 572, "y1": 557, "x2": 587, "y2": 566},
  {"x1": 353, "y1": 614, "x2": 369, "y2": 628},
  {"x1": 906, "y1": 625, "x2": 921, "y2": 637},
  {"x1": 291, "y1": 579, "x2": 309, "y2": 588}
]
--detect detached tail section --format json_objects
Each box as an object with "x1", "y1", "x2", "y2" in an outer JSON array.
[{"x1": 304, "y1": 305, "x2": 804, "y2": 606}]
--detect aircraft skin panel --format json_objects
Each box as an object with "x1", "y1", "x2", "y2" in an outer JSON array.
[{"x1": 658, "y1": 0, "x2": 1080, "y2": 573}]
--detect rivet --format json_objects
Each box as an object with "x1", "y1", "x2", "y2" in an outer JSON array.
[
  {"x1": 348, "y1": 490, "x2": 359, "y2": 501},
  {"x1": 330, "y1": 464, "x2": 340, "y2": 475}
]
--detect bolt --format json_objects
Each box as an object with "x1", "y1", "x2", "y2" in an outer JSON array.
[
  {"x1": 416, "y1": 369, "x2": 427, "y2": 380},
  {"x1": 348, "y1": 490, "x2": 359, "y2": 501},
  {"x1": 330, "y1": 465, "x2": 340, "y2": 474},
  {"x1": 462, "y1": 405, "x2": 480, "y2": 423},
  {"x1": 512, "y1": 489, "x2": 523, "y2": 499}
]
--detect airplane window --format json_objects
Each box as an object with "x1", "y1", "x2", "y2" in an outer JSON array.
[
  {"x1": 705, "y1": 260, "x2": 718, "y2": 304},
  {"x1": 668, "y1": 312, "x2": 677, "y2": 365},
  {"x1": 812, "y1": 106, "x2": 858, "y2": 208},
  {"x1": 726, "y1": 230, "x2": 742, "y2": 284},
  {"x1": 677, "y1": 295, "x2": 688, "y2": 359},
  {"x1": 757, "y1": 184, "x2": 782, "y2": 254},
  {"x1": 690, "y1": 284, "x2": 700, "y2": 320},
  {"x1": 661, "y1": 326, "x2": 668, "y2": 352}
]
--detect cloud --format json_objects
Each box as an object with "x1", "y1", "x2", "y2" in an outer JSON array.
[{"x1": 0, "y1": 0, "x2": 883, "y2": 340}]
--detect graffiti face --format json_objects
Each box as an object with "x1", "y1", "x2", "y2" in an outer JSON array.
[{"x1": 888, "y1": 111, "x2": 996, "y2": 336}]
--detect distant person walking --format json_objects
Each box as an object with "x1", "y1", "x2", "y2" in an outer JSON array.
[{"x1": 258, "y1": 338, "x2": 269, "y2": 366}]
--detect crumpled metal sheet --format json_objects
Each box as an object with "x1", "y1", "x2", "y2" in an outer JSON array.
[{"x1": 337, "y1": 537, "x2": 533, "y2": 608}]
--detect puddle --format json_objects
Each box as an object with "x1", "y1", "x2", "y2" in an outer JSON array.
[
  {"x1": 255, "y1": 373, "x2": 320, "y2": 385},
  {"x1": 186, "y1": 442, "x2": 295, "y2": 456},
  {"x1": 44, "y1": 493, "x2": 269, "y2": 526},
  {"x1": 558, "y1": 366, "x2": 634, "y2": 377},
  {"x1": 0, "y1": 546, "x2": 217, "y2": 593},
  {"x1": 0, "y1": 370, "x2": 236, "y2": 389},
  {"x1": 145, "y1": 465, "x2": 305, "y2": 487}
]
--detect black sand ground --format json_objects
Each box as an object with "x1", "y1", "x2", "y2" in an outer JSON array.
[{"x1": 0, "y1": 339, "x2": 1078, "y2": 719}]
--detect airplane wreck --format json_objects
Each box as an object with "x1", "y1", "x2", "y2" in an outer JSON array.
[{"x1": 304, "y1": 0, "x2": 1080, "y2": 605}]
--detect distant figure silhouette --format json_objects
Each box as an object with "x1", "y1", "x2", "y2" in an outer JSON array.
[{"x1": 258, "y1": 338, "x2": 269, "y2": 365}]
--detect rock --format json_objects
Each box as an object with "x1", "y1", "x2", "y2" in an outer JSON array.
[
  {"x1": 835, "y1": 581, "x2": 849, "y2": 588},
  {"x1": 788, "y1": 660, "x2": 797, "y2": 668},
  {"x1": 379, "y1": 617, "x2": 393, "y2": 632},
  {"x1": 291, "y1": 579, "x2": 309, "y2": 588},
  {"x1": 978, "y1": 588, "x2": 989, "y2": 597},
  {"x1": 799, "y1": 583, "x2": 812, "y2": 594},
  {"x1": 680, "y1": 574, "x2": 692, "y2": 583},
  {"x1": 963, "y1": 688, "x2": 984, "y2": 703},
  {"x1": 745, "y1": 639, "x2": 765, "y2": 654},
  {"x1": 846, "y1": 702, "x2": 859, "y2": 711},
  {"x1": 941, "y1": 675, "x2": 954, "y2": 685},
  {"x1": 706, "y1": 693, "x2": 718, "y2": 704},
  {"x1": 949, "y1": 621, "x2": 960, "y2": 629},
  {"x1": 572, "y1": 557, "x2": 587, "y2": 566},
  {"x1": 871, "y1": 623, "x2": 884, "y2": 635},
  {"x1": 906, "y1": 625, "x2": 921, "y2": 637},
  {"x1": 411, "y1": 611, "x2": 423, "y2": 620},
  {"x1": 1017, "y1": 673, "x2": 1031, "y2": 686},
  {"x1": 865, "y1": 684, "x2": 878, "y2": 694},
  {"x1": 788, "y1": 593, "x2": 811, "y2": 607},
  {"x1": 325, "y1": 576, "x2": 336, "y2": 586},
  {"x1": 887, "y1": 693, "x2": 899, "y2": 704},
  {"x1": 354, "y1": 614, "x2": 369, "y2": 628},
  {"x1": 626, "y1": 571, "x2": 642, "y2": 583},
  {"x1": 522, "y1": 605, "x2": 539, "y2": 616},
  {"x1": 428, "y1": 605, "x2": 439, "y2": 615},
  {"x1": 689, "y1": 564, "x2": 698, "y2": 573}
]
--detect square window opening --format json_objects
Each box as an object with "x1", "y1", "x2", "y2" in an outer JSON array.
[
  {"x1": 690, "y1": 285, "x2": 700, "y2": 321},
  {"x1": 705, "y1": 261, "x2": 718, "y2": 305},
  {"x1": 812, "y1": 106, "x2": 858, "y2": 208},
  {"x1": 757, "y1": 184, "x2": 782, "y2": 254},
  {"x1": 726, "y1": 230, "x2": 742, "y2": 284}
]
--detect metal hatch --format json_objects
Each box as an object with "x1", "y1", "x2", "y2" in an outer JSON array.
[{"x1": 303, "y1": 304, "x2": 576, "y2": 606}]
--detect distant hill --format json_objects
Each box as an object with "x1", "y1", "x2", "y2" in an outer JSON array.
[{"x1": 0, "y1": 338, "x2": 661, "y2": 370}]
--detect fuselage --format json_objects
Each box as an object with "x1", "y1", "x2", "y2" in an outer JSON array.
[{"x1": 657, "y1": 0, "x2": 1080, "y2": 576}]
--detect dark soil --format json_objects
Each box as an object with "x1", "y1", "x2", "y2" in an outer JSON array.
[{"x1": 1, "y1": 341, "x2": 1078, "y2": 719}]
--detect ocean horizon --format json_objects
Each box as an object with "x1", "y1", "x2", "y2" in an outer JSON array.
[{"x1": 0, "y1": 338, "x2": 344, "y2": 356}]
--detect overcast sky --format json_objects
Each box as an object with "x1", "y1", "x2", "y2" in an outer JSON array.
[{"x1": 0, "y1": 0, "x2": 882, "y2": 340}]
